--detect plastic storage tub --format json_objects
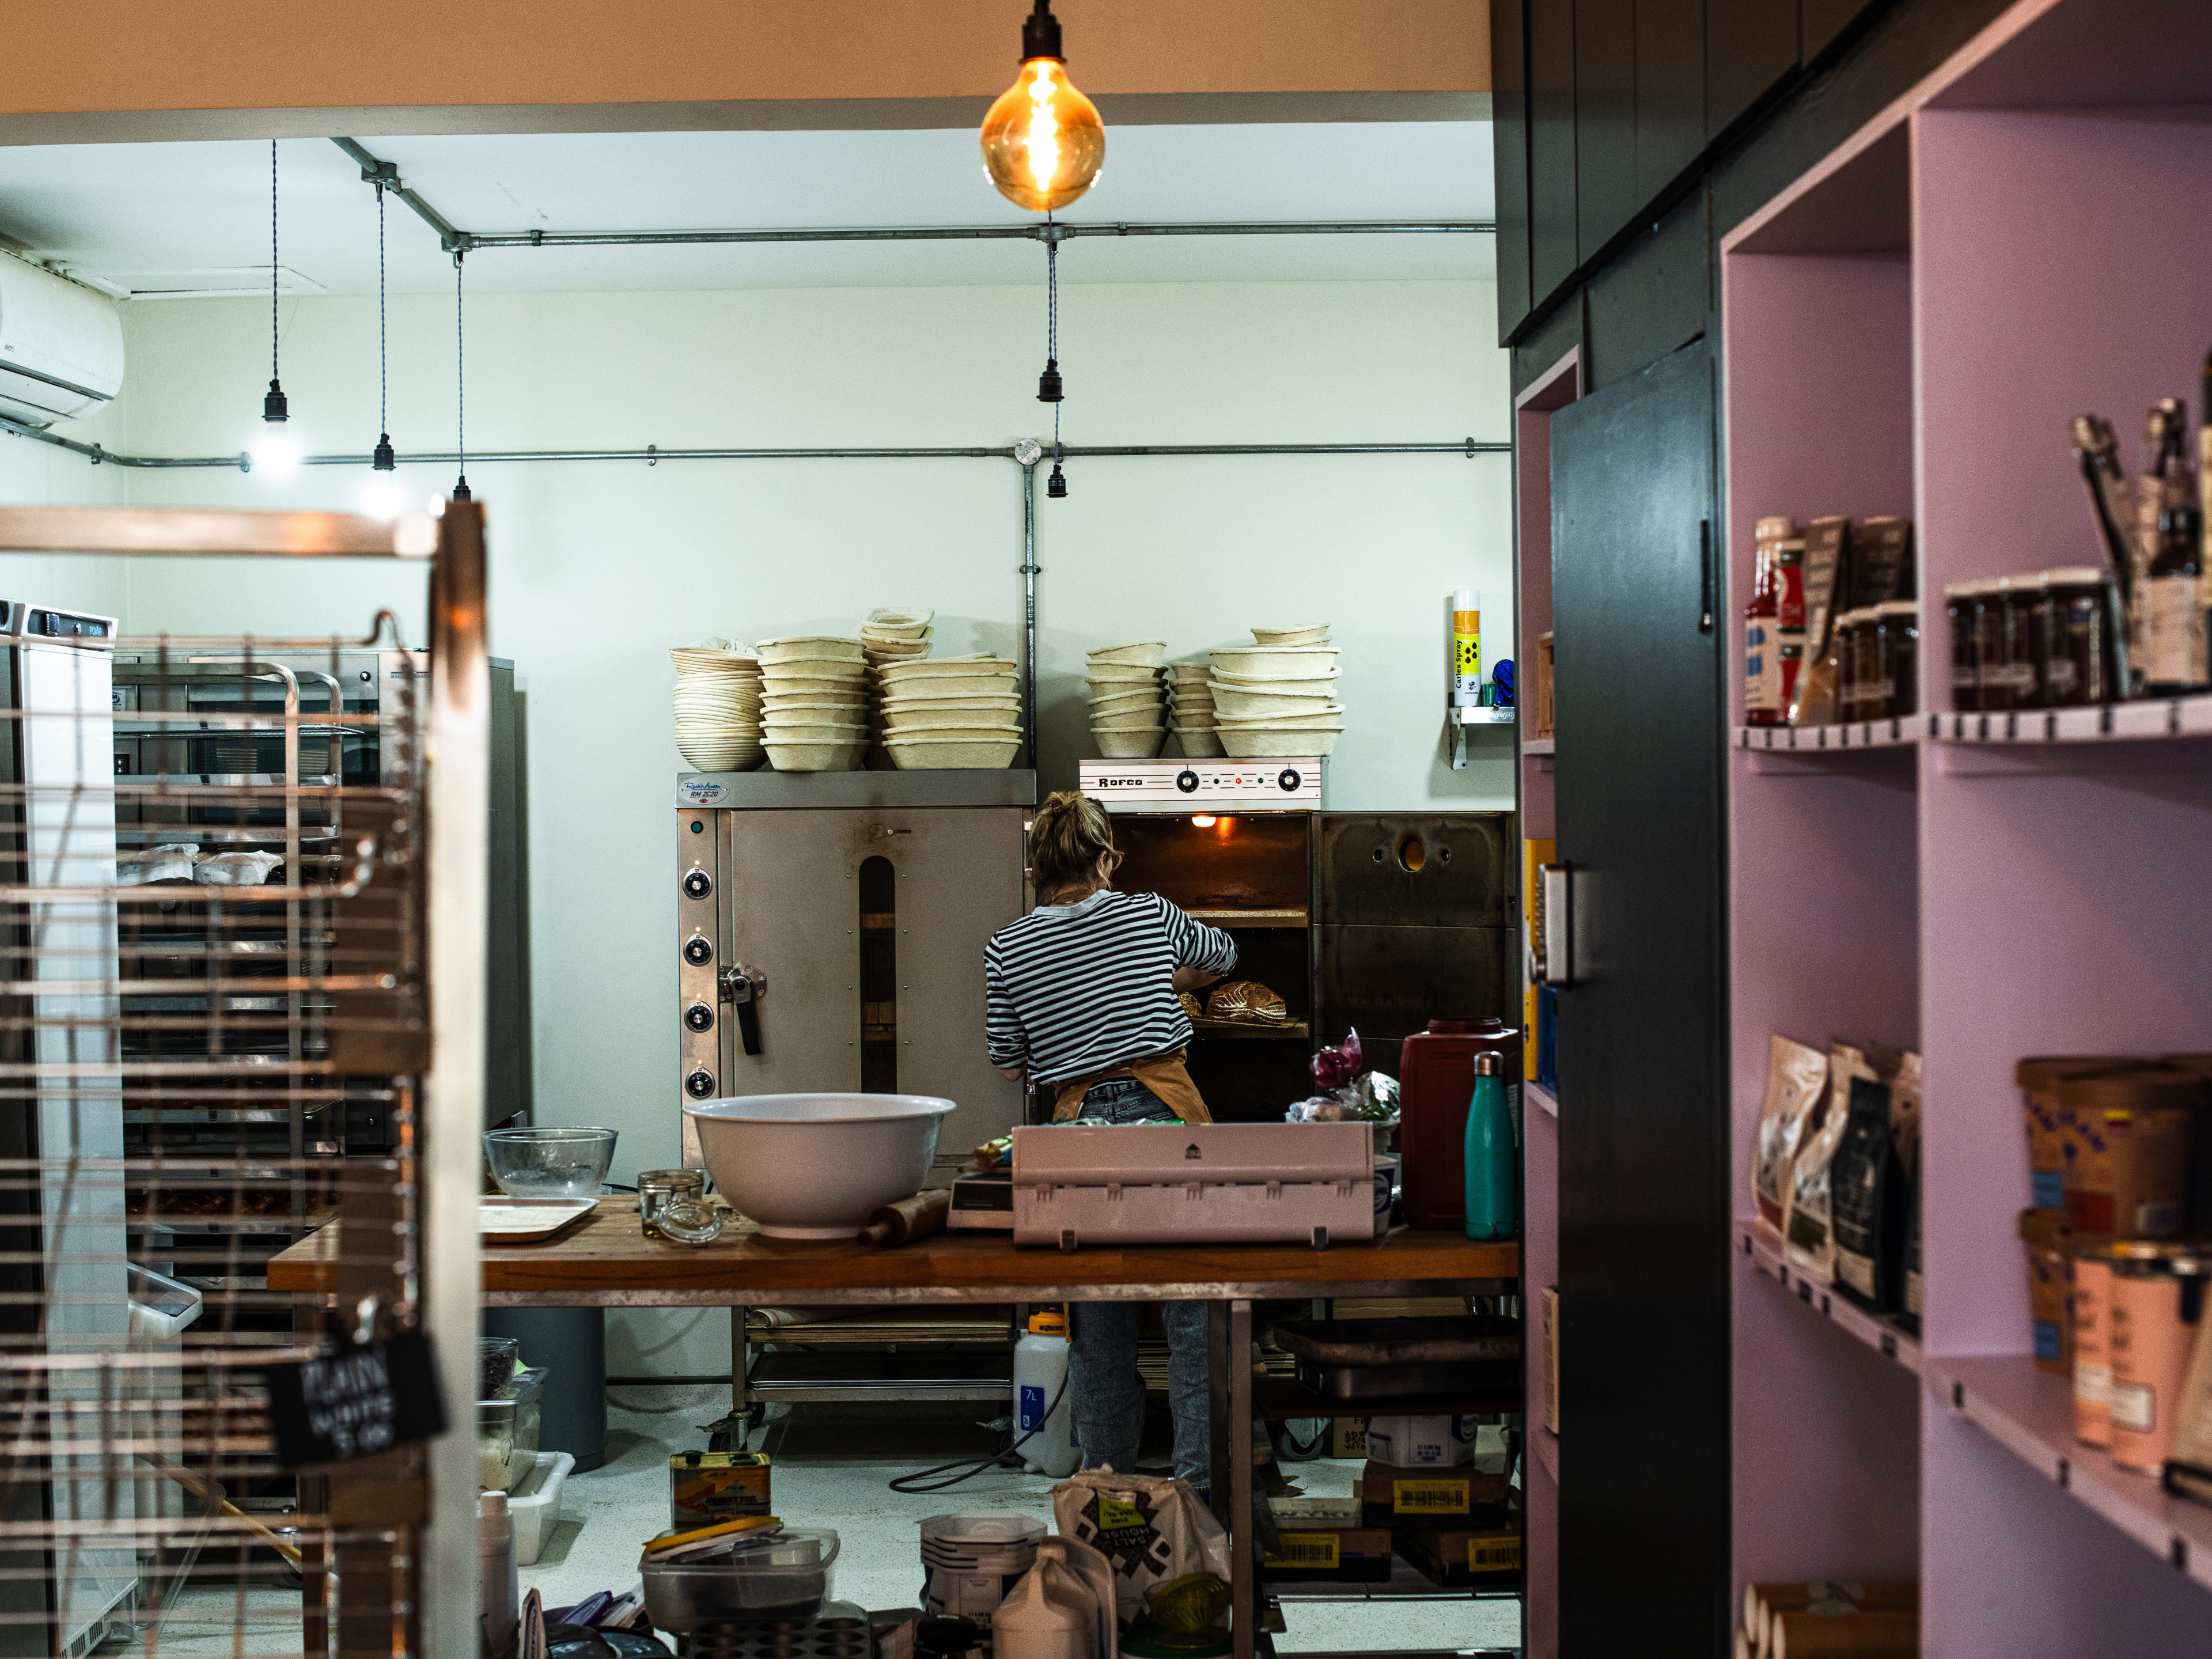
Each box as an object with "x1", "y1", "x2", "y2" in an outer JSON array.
[
  {"x1": 640, "y1": 1528, "x2": 841, "y2": 1631},
  {"x1": 507, "y1": 1450, "x2": 575, "y2": 1566}
]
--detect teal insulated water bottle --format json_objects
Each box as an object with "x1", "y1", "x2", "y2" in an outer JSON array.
[{"x1": 1464, "y1": 1051, "x2": 1517, "y2": 1240}]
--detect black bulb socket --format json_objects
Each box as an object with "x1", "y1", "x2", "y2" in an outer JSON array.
[
  {"x1": 1047, "y1": 464, "x2": 1068, "y2": 499},
  {"x1": 371, "y1": 434, "x2": 396, "y2": 473},
  {"x1": 262, "y1": 380, "x2": 289, "y2": 423},
  {"x1": 1022, "y1": 0, "x2": 1064, "y2": 63},
  {"x1": 452, "y1": 476, "x2": 472, "y2": 502},
  {"x1": 1037, "y1": 358, "x2": 1064, "y2": 404}
]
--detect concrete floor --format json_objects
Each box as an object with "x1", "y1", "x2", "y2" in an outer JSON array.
[{"x1": 522, "y1": 1385, "x2": 1524, "y2": 1655}]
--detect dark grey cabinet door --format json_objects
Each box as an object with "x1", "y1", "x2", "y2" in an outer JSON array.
[
  {"x1": 1706, "y1": 0, "x2": 1798, "y2": 138},
  {"x1": 1636, "y1": 0, "x2": 1706, "y2": 199},
  {"x1": 1550, "y1": 339, "x2": 1729, "y2": 1657},
  {"x1": 1575, "y1": 0, "x2": 1637, "y2": 260},
  {"x1": 1529, "y1": 0, "x2": 1580, "y2": 305},
  {"x1": 1494, "y1": 0, "x2": 1534, "y2": 342},
  {"x1": 1800, "y1": 0, "x2": 1872, "y2": 59}
]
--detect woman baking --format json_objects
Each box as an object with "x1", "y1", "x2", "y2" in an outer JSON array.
[{"x1": 983, "y1": 790, "x2": 1236, "y2": 1489}]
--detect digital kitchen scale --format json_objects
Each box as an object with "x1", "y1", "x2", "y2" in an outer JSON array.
[{"x1": 1077, "y1": 757, "x2": 1326, "y2": 811}]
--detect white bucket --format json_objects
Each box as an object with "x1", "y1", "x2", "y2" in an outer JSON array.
[{"x1": 920, "y1": 1514, "x2": 1046, "y2": 1622}]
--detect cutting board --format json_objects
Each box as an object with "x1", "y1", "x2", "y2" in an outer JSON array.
[{"x1": 479, "y1": 1196, "x2": 599, "y2": 1244}]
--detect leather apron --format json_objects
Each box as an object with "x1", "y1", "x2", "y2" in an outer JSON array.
[{"x1": 1051, "y1": 1049, "x2": 1212, "y2": 1124}]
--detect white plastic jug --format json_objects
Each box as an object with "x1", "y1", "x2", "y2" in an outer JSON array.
[
  {"x1": 1013, "y1": 1310, "x2": 1079, "y2": 1477},
  {"x1": 992, "y1": 1554, "x2": 1097, "y2": 1659}
]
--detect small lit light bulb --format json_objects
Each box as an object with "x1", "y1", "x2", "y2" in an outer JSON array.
[
  {"x1": 248, "y1": 378, "x2": 301, "y2": 475},
  {"x1": 361, "y1": 474, "x2": 404, "y2": 518},
  {"x1": 980, "y1": 2, "x2": 1104, "y2": 213},
  {"x1": 361, "y1": 433, "x2": 402, "y2": 518}
]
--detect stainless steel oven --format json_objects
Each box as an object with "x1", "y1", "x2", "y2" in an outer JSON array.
[{"x1": 675, "y1": 770, "x2": 1034, "y2": 1160}]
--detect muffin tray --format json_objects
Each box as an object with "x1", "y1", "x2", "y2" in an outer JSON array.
[{"x1": 681, "y1": 1613, "x2": 874, "y2": 1659}]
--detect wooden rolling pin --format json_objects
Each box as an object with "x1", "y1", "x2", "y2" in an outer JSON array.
[
  {"x1": 1770, "y1": 1609, "x2": 1916, "y2": 1659},
  {"x1": 142, "y1": 1453, "x2": 304, "y2": 1570},
  {"x1": 1749, "y1": 1582, "x2": 1918, "y2": 1655},
  {"x1": 860, "y1": 1188, "x2": 950, "y2": 1246}
]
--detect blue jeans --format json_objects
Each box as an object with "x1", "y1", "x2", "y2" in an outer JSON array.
[{"x1": 1065, "y1": 1078, "x2": 1213, "y2": 1486}]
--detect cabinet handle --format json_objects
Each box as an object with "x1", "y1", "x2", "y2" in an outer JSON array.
[{"x1": 1698, "y1": 519, "x2": 1715, "y2": 634}]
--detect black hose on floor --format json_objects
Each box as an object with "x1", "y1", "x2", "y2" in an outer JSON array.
[{"x1": 888, "y1": 1369, "x2": 1073, "y2": 1494}]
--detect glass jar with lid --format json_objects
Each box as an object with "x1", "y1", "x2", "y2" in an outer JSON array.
[
  {"x1": 2003, "y1": 572, "x2": 2050, "y2": 709},
  {"x1": 1972, "y1": 580, "x2": 2012, "y2": 713},
  {"x1": 1943, "y1": 582, "x2": 1980, "y2": 712},
  {"x1": 1847, "y1": 607, "x2": 1883, "y2": 722},
  {"x1": 1873, "y1": 601, "x2": 1919, "y2": 719},
  {"x1": 2040, "y1": 566, "x2": 2118, "y2": 707}
]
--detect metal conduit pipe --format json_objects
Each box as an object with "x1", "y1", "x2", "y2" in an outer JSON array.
[
  {"x1": 331, "y1": 135, "x2": 1493, "y2": 254},
  {"x1": 0, "y1": 411, "x2": 1507, "y2": 751}
]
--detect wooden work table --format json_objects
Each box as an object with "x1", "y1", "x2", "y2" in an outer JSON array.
[
  {"x1": 271, "y1": 1199, "x2": 1521, "y2": 1659},
  {"x1": 266, "y1": 1195, "x2": 1520, "y2": 1304}
]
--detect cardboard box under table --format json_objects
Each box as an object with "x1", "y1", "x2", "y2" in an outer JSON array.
[
  {"x1": 1358, "y1": 1460, "x2": 1514, "y2": 1531},
  {"x1": 1396, "y1": 1528, "x2": 1525, "y2": 1590}
]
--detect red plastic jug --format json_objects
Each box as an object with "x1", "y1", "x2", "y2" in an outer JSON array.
[{"x1": 1399, "y1": 1017, "x2": 1522, "y2": 1232}]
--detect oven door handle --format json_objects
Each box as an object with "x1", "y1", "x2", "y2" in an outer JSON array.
[{"x1": 720, "y1": 963, "x2": 766, "y2": 1056}]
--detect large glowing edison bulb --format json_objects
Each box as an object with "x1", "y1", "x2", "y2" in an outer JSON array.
[{"x1": 980, "y1": 3, "x2": 1104, "y2": 212}]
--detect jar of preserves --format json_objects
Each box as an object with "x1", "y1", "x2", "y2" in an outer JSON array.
[
  {"x1": 1848, "y1": 607, "x2": 1883, "y2": 722},
  {"x1": 1874, "y1": 600, "x2": 1919, "y2": 718},
  {"x1": 2003, "y1": 571, "x2": 2050, "y2": 709},
  {"x1": 2040, "y1": 566, "x2": 2118, "y2": 707},
  {"x1": 1944, "y1": 581, "x2": 1979, "y2": 711},
  {"x1": 1972, "y1": 580, "x2": 2012, "y2": 713},
  {"x1": 2108, "y1": 1244, "x2": 2209, "y2": 1473}
]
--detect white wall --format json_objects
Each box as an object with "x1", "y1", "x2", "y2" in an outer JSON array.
[{"x1": 16, "y1": 275, "x2": 1513, "y2": 1373}]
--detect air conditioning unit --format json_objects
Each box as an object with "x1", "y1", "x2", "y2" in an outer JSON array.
[{"x1": 0, "y1": 254, "x2": 124, "y2": 429}]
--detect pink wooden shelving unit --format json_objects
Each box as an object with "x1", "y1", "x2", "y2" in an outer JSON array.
[
  {"x1": 1512, "y1": 346, "x2": 1575, "y2": 1659},
  {"x1": 1721, "y1": 0, "x2": 2212, "y2": 1651}
]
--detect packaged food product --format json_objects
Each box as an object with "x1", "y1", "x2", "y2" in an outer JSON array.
[
  {"x1": 2056, "y1": 1069, "x2": 2202, "y2": 1237},
  {"x1": 1744, "y1": 1581, "x2": 1919, "y2": 1657},
  {"x1": 1851, "y1": 516, "x2": 1915, "y2": 609},
  {"x1": 2017, "y1": 1057, "x2": 2134, "y2": 1212},
  {"x1": 1831, "y1": 1074, "x2": 1903, "y2": 1312},
  {"x1": 1751, "y1": 1036, "x2": 1829, "y2": 1231},
  {"x1": 1051, "y1": 1470, "x2": 1228, "y2": 1625},
  {"x1": 2072, "y1": 1239, "x2": 2115, "y2": 1446},
  {"x1": 1783, "y1": 1046, "x2": 1873, "y2": 1285},
  {"x1": 2108, "y1": 1245, "x2": 2209, "y2": 1474},
  {"x1": 2160, "y1": 1282, "x2": 2212, "y2": 1506},
  {"x1": 2018, "y1": 1208, "x2": 2073, "y2": 1372},
  {"x1": 669, "y1": 1450, "x2": 772, "y2": 1529}
]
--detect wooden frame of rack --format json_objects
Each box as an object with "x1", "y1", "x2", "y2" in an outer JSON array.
[{"x1": 1722, "y1": 3, "x2": 2212, "y2": 1650}]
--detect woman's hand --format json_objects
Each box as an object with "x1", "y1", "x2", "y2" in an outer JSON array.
[
  {"x1": 1172, "y1": 965, "x2": 1224, "y2": 994},
  {"x1": 999, "y1": 1065, "x2": 1027, "y2": 1085}
]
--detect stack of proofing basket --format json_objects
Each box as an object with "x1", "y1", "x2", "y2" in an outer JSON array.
[
  {"x1": 1210, "y1": 625, "x2": 1343, "y2": 757},
  {"x1": 1088, "y1": 641, "x2": 1167, "y2": 758},
  {"x1": 758, "y1": 637, "x2": 870, "y2": 771}
]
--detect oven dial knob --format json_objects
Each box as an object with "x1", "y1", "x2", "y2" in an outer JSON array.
[
  {"x1": 681, "y1": 868, "x2": 713, "y2": 900},
  {"x1": 1176, "y1": 770, "x2": 1199, "y2": 793},
  {"x1": 683, "y1": 1001, "x2": 715, "y2": 1033},
  {"x1": 684, "y1": 1068, "x2": 717, "y2": 1100},
  {"x1": 683, "y1": 935, "x2": 714, "y2": 967},
  {"x1": 1277, "y1": 768, "x2": 1302, "y2": 793}
]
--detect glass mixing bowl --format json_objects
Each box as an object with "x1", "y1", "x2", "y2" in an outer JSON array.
[{"x1": 484, "y1": 1126, "x2": 618, "y2": 1198}]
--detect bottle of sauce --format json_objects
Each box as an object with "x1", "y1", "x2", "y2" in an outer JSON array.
[
  {"x1": 1745, "y1": 528, "x2": 1782, "y2": 726},
  {"x1": 2143, "y1": 399, "x2": 2210, "y2": 694},
  {"x1": 1463, "y1": 1052, "x2": 1518, "y2": 1241}
]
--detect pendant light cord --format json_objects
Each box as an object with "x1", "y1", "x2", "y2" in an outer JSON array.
[
  {"x1": 453, "y1": 251, "x2": 469, "y2": 499},
  {"x1": 1046, "y1": 213, "x2": 1061, "y2": 464},
  {"x1": 377, "y1": 186, "x2": 388, "y2": 437},
  {"x1": 270, "y1": 141, "x2": 279, "y2": 384}
]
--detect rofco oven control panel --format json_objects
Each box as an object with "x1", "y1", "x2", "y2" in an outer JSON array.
[{"x1": 1078, "y1": 757, "x2": 1326, "y2": 811}]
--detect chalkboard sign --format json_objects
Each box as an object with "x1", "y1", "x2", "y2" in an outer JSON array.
[{"x1": 263, "y1": 1332, "x2": 447, "y2": 1467}]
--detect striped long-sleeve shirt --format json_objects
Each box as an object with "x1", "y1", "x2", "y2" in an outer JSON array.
[{"x1": 984, "y1": 889, "x2": 1238, "y2": 1085}]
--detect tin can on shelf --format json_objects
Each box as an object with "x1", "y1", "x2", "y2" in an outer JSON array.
[
  {"x1": 1972, "y1": 581, "x2": 2012, "y2": 713},
  {"x1": 2002, "y1": 572, "x2": 2050, "y2": 709},
  {"x1": 2108, "y1": 1245, "x2": 2209, "y2": 1474},
  {"x1": 1874, "y1": 600, "x2": 1919, "y2": 718}
]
